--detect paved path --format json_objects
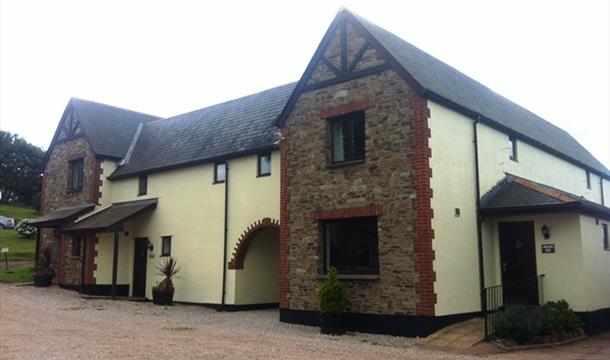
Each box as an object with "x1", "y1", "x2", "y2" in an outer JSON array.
[{"x1": 0, "y1": 284, "x2": 608, "y2": 359}]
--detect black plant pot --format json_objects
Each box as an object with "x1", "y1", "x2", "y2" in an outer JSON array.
[
  {"x1": 33, "y1": 273, "x2": 53, "y2": 287},
  {"x1": 152, "y1": 289, "x2": 174, "y2": 305},
  {"x1": 320, "y1": 314, "x2": 346, "y2": 335}
]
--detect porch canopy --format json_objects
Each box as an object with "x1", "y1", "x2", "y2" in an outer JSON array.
[
  {"x1": 63, "y1": 198, "x2": 158, "y2": 298},
  {"x1": 30, "y1": 203, "x2": 95, "y2": 228},
  {"x1": 29, "y1": 203, "x2": 96, "y2": 263},
  {"x1": 481, "y1": 175, "x2": 610, "y2": 220}
]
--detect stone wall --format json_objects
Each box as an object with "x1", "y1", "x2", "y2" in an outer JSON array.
[
  {"x1": 282, "y1": 68, "x2": 424, "y2": 315},
  {"x1": 40, "y1": 136, "x2": 101, "y2": 284}
]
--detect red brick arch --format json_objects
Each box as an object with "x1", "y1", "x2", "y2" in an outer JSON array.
[{"x1": 228, "y1": 218, "x2": 280, "y2": 270}]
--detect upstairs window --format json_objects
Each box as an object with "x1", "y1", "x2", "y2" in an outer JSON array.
[
  {"x1": 138, "y1": 175, "x2": 148, "y2": 196},
  {"x1": 586, "y1": 171, "x2": 592, "y2": 189},
  {"x1": 509, "y1": 136, "x2": 518, "y2": 162},
  {"x1": 214, "y1": 163, "x2": 226, "y2": 183},
  {"x1": 257, "y1": 153, "x2": 272, "y2": 177},
  {"x1": 68, "y1": 158, "x2": 84, "y2": 192},
  {"x1": 161, "y1": 236, "x2": 172, "y2": 256},
  {"x1": 323, "y1": 217, "x2": 379, "y2": 275},
  {"x1": 330, "y1": 111, "x2": 365, "y2": 164},
  {"x1": 603, "y1": 223, "x2": 609, "y2": 251}
]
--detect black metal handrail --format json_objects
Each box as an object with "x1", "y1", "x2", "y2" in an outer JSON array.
[{"x1": 482, "y1": 274, "x2": 545, "y2": 340}]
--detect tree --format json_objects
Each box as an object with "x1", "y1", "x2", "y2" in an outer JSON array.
[{"x1": 0, "y1": 131, "x2": 45, "y2": 207}]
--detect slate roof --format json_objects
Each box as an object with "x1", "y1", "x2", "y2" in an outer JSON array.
[
  {"x1": 481, "y1": 175, "x2": 610, "y2": 219},
  {"x1": 30, "y1": 203, "x2": 95, "y2": 227},
  {"x1": 70, "y1": 98, "x2": 159, "y2": 159},
  {"x1": 63, "y1": 198, "x2": 158, "y2": 231},
  {"x1": 349, "y1": 11, "x2": 610, "y2": 176},
  {"x1": 109, "y1": 83, "x2": 296, "y2": 179}
]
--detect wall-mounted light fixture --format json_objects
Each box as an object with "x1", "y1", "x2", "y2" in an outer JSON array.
[
  {"x1": 541, "y1": 225, "x2": 550, "y2": 239},
  {"x1": 146, "y1": 239, "x2": 154, "y2": 252}
]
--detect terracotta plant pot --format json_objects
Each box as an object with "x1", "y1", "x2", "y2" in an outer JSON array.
[
  {"x1": 320, "y1": 314, "x2": 346, "y2": 335},
  {"x1": 152, "y1": 288, "x2": 174, "y2": 305},
  {"x1": 33, "y1": 273, "x2": 53, "y2": 287}
]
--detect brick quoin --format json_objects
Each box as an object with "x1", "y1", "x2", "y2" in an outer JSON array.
[
  {"x1": 279, "y1": 127, "x2": 290, "y2": 309},
  {"x1": 319, "y1": 102, "x2": 368, "y2": 119},
  {"x1": 409, "y1": 95, "x2": 437, "y2": 316}
]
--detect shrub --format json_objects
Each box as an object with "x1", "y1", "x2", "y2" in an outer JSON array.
[
  {"x1": 15, "y1": 219, "x2": 37, "y2": 238},
  {"x1": 34, "y1": 246, "x2": 54, "y2": 277},
  {"x1": 155, "y1": 257, "x2": 179, "y2": 293},
  {"x1": 494, "y1": 304, "x2": 549, "y2": 344},
  {"x1": 494, "y1": 300, "x2": 584, "y2": 344},
  {"x1": 318, "y1": 267, "x2": 347, "y2": 316},
  {"x1": 543, "y1": 300, "x2": 583, "y2": 335}
]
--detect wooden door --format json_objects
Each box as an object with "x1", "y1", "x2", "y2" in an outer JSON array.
[
  {"x1": 498, "y1": 221, "x2": 539, "y2": 305},
  {"x1": 132, "y1": 238, "x2": 148, "y2": 298}
]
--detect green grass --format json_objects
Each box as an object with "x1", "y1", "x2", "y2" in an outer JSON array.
[
  {"x1": 0, "y1": 202, "x2": 39, "y2": 222},
  {"x1": 0, "y1": 230, "x2": 36, "y2": 261},
  {"x1": 0, "y1": 265, "x2": 34, "y2": 283},
  {"x1": 0, "y1": 203, "x2": 38, "y2": 261}
]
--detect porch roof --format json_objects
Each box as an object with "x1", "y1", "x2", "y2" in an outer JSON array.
[
  {"x1": 30, "y1": 203, "x2": 95, "y2": 228},
  {"x1": 62, "y1": 198, "x2": 157, "y2": 232},
  {"x1": 480, "y1": 175, "x2": 610, "y2": 220}
]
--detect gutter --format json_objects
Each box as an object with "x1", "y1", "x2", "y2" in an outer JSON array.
[
  {"x1": 473, "y1": 117, "x2": 486, "y2": 311},
  {"x1": 220, "y1": 162, "x2": 229, "y2": 309}
]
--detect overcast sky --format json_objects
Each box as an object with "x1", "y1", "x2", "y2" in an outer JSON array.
[{"x1": 1, "y1": 0, "x2": 608, "y2": 168}]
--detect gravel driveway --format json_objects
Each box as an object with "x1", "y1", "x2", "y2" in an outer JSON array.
[{"x1": 0, "y1": 284, "x2": 608, "y2": 359}]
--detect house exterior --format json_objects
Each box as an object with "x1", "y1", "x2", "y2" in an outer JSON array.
[{"x1": 32, "y1": 9, "x2": 610, "y2": 336}]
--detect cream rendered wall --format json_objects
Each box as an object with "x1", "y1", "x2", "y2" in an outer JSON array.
[
  {"x1": 234, "y1": 228, "x2": 280, "y2": 304},
  {"x1": 580, "y1": 216, "x2": 610, "y2": 311},
  {"x1": 428, "y1": 101, "x2": 480, "y2": 316},
  {"x1": 94, "y1": 229, "x2": 134, "y2": 286},
  {"x1": 99, "y1": 160, "x2": 117, "y2": 207},
  {"x1": 94, "y1": 150, "x2": 279, "y2": 304},
  {"x1": 223, "y1": 152, "x2": 280, "y2": 304},
  {"x1": 477, "y1": 124, "x2": 605, "y2": 204},
  {"x1": 428, "y1": 99, "x2": 608, "y2": 316},
  {"x1": 486, "y1": 214, "x2": 587, "y2": 311}
]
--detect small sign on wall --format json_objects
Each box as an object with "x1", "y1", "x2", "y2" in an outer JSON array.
[{"x1": 541, "y1": 244, "x2": 555, "y2": 253}]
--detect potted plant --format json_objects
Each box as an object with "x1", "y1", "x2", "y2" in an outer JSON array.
[
  {"x1": 152, "y1": 257, "x2": 179, "y2": 305},
  {"x1": 318, "y1": 267, "x2": 348, "y2": 335},
  {"x1": 33, "y1": 246, "x2": 55, "y2": 287}
]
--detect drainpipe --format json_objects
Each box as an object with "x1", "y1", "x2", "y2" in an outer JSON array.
[
  {"x1": 600, "y1": 177, "x2": 605, "y2": 207},
  {"x1": 473, "y1": 117, "x2": 486, "y2": 311},
  {"x1": 220, "y1": 162, "x2": 229, "y2": 309}
]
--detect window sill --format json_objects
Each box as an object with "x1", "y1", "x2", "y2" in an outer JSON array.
[
  {"x1": 66, "y1": 188, "x2": 83, "y2": 194},
  {"x1": 256, "y1": 173, "x2": 271, "y2": 178},
  {"x1": 509, "y1": 157, "x2": 518, "y2": 163},
  {"x1": 212, "y1": 181, "x2": 225, "y2": 185},
  {"x1": 317, "y1": 274, "x2": 379, "y2": 281},
  {"x1": 327, "y1": 159, "x2": 365, "y2": 169}
]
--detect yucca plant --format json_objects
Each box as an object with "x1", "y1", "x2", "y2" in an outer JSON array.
[{"x1": 155, "y1": 257, "x2": 180, "y2": 293}]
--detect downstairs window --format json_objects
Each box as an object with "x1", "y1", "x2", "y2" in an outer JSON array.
[{"x1": 323, "y1": 217, "x2": 379, "y2": 275}]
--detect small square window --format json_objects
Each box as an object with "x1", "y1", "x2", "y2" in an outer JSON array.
[
  {"x1": 509, "y1": 136, "x2": 518, "y2": 162},
  {"x1": 586, "y1": 171, "x2": 592, "y2": 189},
  {"x1": 323, "y1": 217, "x2": 379, "y2": 275},
  {"x1": 71, "y1": 236, "x2": 82, "y2": 257},
  {"x1": 329, "y1": 111, "x2": 365, "y2": 164},
  {"x1": 68, "y1": 159, "x2": 84, "y2": 192},
  {"x1": 214, "y1": 163, "x2": 226, "y2": 183},
  {"x1": 161, "y1": 236, "x2": 172, "y2": 256},
  {"x1": 138, "y1": 175, "x2": 148, "y2": 195},
  {"x1": 603, "y1": 224, "x2": 609, "y2": 251},
  {"x1": 257, "y1": 153, "x2": 271, "y2": 177}
]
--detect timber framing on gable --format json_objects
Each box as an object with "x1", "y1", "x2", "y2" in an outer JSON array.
[{"x1": 276, "y1": 9, "x2": 425, "y2": 127}]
